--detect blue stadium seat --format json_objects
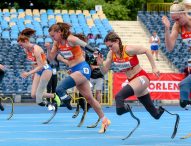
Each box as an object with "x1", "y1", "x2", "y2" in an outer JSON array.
[
  {"x1": 0, "y1": 9, "x2": 114, "y2": 95},
  {"x1": 45, "y1": 37, "x2": 53, "y2": 43},
  {"x1": 137, "y1": 11, "x2": 187, "y2": 72},
  {"x1": 47, "y1": 9, "x2": 54, "y2": 15},
  {"x1": 2, "y1": 31, "x2": 10, "y2": 39},
  {"x1": 36, "y1": 38, "x2": 44, "y2": 44},
  {"x1": 1, "y1": 21, "x2": 9, "y2": 30},
  {"x1": 95, "y1": 38, "x2": 104, "y2": 46},
  {"x1": 88, "y1": 39, "x2": 95, "y2": 47},
  {"x1": 90, "y1": 10, "x2": 96, "y2": 15}
]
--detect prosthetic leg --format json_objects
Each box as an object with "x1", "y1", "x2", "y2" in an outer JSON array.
[
  {"x1": 160, "y1": 107, "x2": 180, "y2": 139},
  {"x1": 42, "y1": 102, "x2": 58, "y2": 124},
  {"x1": 77, "y1": 103, "x2": 87, "y2": 127},
  {"x1": 72, "y1": 99, "x2": 80, "y2": 119},
  {"x1": 0, "y1": 97, "x2": 14, "y2": 120},
  {"x1": 87, "y1": 118, "x2": 101, "y2": 128},
  {"x1": 122, "y1": 103, "x2": 140, "y2": 140},
  {"x1": 70, "y1": 93, "x2": 87, "y2": 127},
  {"x1": 72, "y1": 93, "x2": 87, "y2": 119},
  {"x1": 138, "y1": 94, "x2": 180, "y2": 139},
  {"x1": 42, "y1": 97, "x2": 59, "y2": 124}
]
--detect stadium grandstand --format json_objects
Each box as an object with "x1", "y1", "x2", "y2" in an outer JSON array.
[
  {"x1": 0, "y1": 7, "x2": 113, "y2": 103},
  {"x1": 0, "y1": 1, "x2": 185, "y2": 105},
  {"x1": 0, "y1": 1, "x2": 190, "y2": 145}
]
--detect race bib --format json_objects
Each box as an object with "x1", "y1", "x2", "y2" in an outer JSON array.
[
  {"x1": 114, "y1": 61, "x2": 132, "y2": 71},
  {"x1": 83, "y1": 67, "x2": 90, "y2": 74},
  {"x1": 60, "y1": 51, "x2": 73, "y2": 59}
]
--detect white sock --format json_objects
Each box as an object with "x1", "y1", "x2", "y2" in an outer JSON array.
[{"x1": 60, "y1": 95, "x2": 68, "y2": 100}]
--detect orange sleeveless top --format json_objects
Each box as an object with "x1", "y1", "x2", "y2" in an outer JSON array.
[
  {"x1": 58, "y1": 41, "x2": 83, "y2": 60},
  {"x1": 26, "y1": 45, "x2": 47, "y2": 64}
]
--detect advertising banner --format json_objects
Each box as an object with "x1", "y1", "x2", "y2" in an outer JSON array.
[{"x1": 113, "y1": 73, "x2": 185, "y2": 100}]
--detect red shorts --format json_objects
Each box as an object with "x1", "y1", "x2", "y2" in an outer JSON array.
[{"x1": 128, "y1": 69, "x2": 150, "y2": 82}]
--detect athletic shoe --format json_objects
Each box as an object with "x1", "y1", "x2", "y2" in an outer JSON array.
[
  {"x1": 72, "y1": 105, "x2": 80, "y2": 118},
  {"x1": 38, "y1": 98, "x2": 49, "y2": 107},
  {"x1": 98, "y1": 118, "x2": 111, "y2": 133},
  {"x1": 185, "y1": 104, "x2": 191, "y2": 110},
  {"x1": 61, "y1": 95, "x2": 72, "y2": 110},
  {"x1": 53, "y1": 94, "x2": 61, "y2": 107},
  {"x1": 180, "y1": 100, "x2": 191, "y2": 108},
  {"x1": 0, "y1": 102, "x2": 4, "y2": 111},
  {"x1": 47, "y1": 103, "x2": 56, "y2": 111}
]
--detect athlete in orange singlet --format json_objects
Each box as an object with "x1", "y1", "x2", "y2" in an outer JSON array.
[
  {"x1": 17, "y1": 28, "x2": 59, "y2": 110},
  {"x1": 45, "y1": 22, "x2": 110, "y2": 133}
]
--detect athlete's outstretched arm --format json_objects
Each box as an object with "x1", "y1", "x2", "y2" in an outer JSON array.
[
  {"x1": 96, "y1": 51, "x2": 113, "y2": 74},
  {"x1": 126, "y1": 45, "x2": 160, "y2": 77},
  {"x1": 46, "y1": 41, "x2": 59, "y2": 61},
  {"x1": 68, "y1": 35, "x2": 97, "y2": 53},
  {"x1": 162, "y1": 16, "x2": 179, "y2": 51}
]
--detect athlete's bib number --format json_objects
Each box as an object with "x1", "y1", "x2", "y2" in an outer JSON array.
[
  {"x1": 83, "y1": 68, "x2": 90, "y2": 74},
  {"x1": 60, "y1": 51, "x2": 73, "y2": 59}
]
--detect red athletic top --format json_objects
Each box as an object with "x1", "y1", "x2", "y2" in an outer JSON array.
[
  {"x1": 112, "y1": 46, "x2": 139, "y2": 72},
  {"x1": 181, "y1": 26, "x2": 191, "y2": 47},
  {"x1": 58, "y1": 41, "x2": 83, "y2": 60}
]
